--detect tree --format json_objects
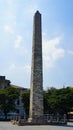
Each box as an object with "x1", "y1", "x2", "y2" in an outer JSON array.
[
  {"x1": 0, "y1": 86, "x2": 19, "y2": 119},
  {"x1": 21, "y1": 86, "x2": 73, "y2": 117},
  {"x1": 46, "y1": 87, "x2": 73, "y2": 115},
  {"x1": 43, "y1": 90, "x2": 51, "y2": 114},
  {"x1": 55, "y1": 87, "x2": 73, "y2": 114},
  {"x1": 44, "y1": 87, "x2": 58, "y2": 114},
  {"x1": 21, "y1": 92, "x2": 30, "y2": 116}
]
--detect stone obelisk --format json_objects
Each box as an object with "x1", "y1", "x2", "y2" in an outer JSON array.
[{"x1": 29, "y1": 11, "x2": 43, "y2": 122}]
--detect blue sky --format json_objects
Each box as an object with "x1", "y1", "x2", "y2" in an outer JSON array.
[{"x1": 0, "y1": 0, "x2": 73, "y2": 89}]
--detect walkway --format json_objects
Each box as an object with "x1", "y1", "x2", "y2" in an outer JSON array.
[{"x1": 0, "y1": 122, "x2": 73, "y2": 130}]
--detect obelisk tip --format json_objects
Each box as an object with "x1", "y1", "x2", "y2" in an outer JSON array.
[{"x1": 35, "y1": 10, "x2": 41, "y2": 15}]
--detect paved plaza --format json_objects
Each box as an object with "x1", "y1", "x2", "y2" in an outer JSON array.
[{"x1": 0, "y1": 122, "x2": 73, "y2": 130}]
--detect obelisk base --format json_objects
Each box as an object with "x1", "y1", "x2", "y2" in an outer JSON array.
[{"x1": 28, "y1": 117, "x2": 48, "y2": 125}]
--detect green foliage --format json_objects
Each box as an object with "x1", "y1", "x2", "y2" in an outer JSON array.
[
  {"x1": 44, "y1": 87, "x2": 58, "y2": 114},
  {"x1": 0, "y1": 85, "x2": 19, "y2": 119},
  {"x1": 21, "y1": 86, "x2": 73, "y2": 116},
  {"x1": 43, "y1": 90, "x2": 51, "y2": 114},
  {"x1": 44, "y1": 86, "x2": 73, "y2": 114},
  {"x1": 21, "y1": 92, "x2": 30, "y2": 116}
]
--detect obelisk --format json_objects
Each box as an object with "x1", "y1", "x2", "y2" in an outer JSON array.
[{"x1": 29, "y1": 11, "x2": 43, "y2": 121}]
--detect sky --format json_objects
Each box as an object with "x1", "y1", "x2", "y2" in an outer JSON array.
[{"x1": 0, "y1": 0, "x2": 73, "y2": 89}]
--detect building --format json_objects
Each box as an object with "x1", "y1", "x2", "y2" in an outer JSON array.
[
  {"x1": 0, "y1": 76, "x2": 10, "y2": 90},
  {"x1": 0, "y1": 76, "x2": 29, "y2": 118},
  {"x1": 11, "y1": 84, "x2": 29, "y2": 117}
]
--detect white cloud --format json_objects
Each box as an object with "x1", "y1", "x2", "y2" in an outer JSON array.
[
  {"x1": 23, "y1": 65, "x2": 31, "y2": 72},
  {"x1": 43, "y1": 36, "x2": 65, "y2": 68},
  {"x1": 14, "y1": 35, "x2": 23, "y2": 48},
  {"x1": 8, "y1": 64, "x2": 30, "y2": 72},
  {"x1": 4, "y1": 25, "x2": 14, "y2": 34}
]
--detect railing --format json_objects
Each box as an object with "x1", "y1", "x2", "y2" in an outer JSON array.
[
  {"x1": 32, "y1": 113, "x2": 67, "y2": 123},
  {"x1": 11, "y1": 113, "x2": 67, "y2": 124}
]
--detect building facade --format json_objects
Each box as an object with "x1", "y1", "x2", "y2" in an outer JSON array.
[{"x1": 0, "y1": 76, "x2": 28, "y2": 118}]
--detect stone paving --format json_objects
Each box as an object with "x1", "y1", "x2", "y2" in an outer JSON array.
[{"x1": 0, "y1": 122, "x2": 73, "y2": 130}]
